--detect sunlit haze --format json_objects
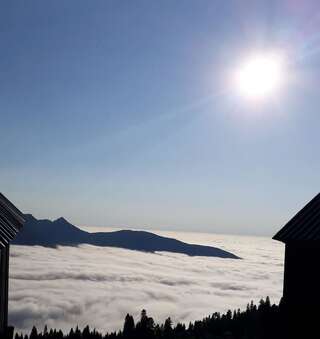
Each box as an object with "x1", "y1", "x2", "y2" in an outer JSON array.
[{"x1": 234, "y1": 52, "x2": 286, "y2": 100}]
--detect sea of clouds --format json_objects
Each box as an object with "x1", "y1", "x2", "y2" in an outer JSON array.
[{"x1": 8, "y1": 230, "x2": 284, "y2": 334}]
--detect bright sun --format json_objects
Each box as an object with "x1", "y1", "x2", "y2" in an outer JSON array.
[{"x1": 234, "y1": 52, "x2": 285, "y2": 100}]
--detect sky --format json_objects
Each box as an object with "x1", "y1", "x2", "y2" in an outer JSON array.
[{"x1": 1, "y1": 0, "x2": 320, "y2": 235}]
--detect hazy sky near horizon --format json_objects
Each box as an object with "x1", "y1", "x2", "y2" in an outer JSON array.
[{"x1": 1, "y1": 1, "x2": 320, "y2": 235}]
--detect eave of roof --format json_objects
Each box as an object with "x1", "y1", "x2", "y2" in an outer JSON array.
[
  {"x1": 273, "y1": 193, "x2": 320, "y2": 243},
  {"x1": 0, "y1": 193, "x2": 25, "y2": 245}
]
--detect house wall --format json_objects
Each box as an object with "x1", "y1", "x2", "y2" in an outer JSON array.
[
  {"x1": 282, "y1": 242, "x2": 320, "y2": 337},
  {"x1": 284, "y1": 242, "x2": 320, "y2": 306},
  {"x1": 0, "y1": 245, "x2": 9, "y2": 335}
]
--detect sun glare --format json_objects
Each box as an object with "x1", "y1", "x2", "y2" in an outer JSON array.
[{"x1": 234, "y1": 52, "x2": 285, "y2": 100}]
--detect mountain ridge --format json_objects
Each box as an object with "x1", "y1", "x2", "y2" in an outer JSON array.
[{"x1": 13, "y1": 214, "x2": 240, "y2": 259}]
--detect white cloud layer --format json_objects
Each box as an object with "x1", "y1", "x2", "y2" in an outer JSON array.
[{"x1": 9, "y1": 231, "x2": 284, "y2": 334}]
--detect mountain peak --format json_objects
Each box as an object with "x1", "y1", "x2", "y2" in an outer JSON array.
[
  {"x1": 55, "y1": 217, "x2": 69, "y2": 224},
  {"x1": 24, "y1": 213, "x2": 37, "y2": 222}
]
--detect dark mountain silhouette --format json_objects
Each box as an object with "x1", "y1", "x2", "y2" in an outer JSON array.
[{"x1": 12, "y1": 214, "x2": 239, "y2": 259}]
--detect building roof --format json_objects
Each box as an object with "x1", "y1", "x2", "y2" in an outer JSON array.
[
  {"x1": 0, "y1": 193, "x2": 25, "y2": 248},
  {"x1": 273, "y1": 193, "x2": 320, "y2": 243}
]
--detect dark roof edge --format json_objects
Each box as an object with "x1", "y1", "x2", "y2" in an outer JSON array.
[
  {"x1": 0, "y1": 193, "x2": 25, "y2": 225},
  {"x1": 273, "y1": 192, "x2": 320, "y2": 242}
]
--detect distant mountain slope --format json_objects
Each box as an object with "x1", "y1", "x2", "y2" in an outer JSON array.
[{"x1": 13, "y1": 214, "x2": 239, "y2": 259}]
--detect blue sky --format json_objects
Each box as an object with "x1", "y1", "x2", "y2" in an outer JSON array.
[{"x1": 1, "y1": 0, "x2": 320, "y2": 235}]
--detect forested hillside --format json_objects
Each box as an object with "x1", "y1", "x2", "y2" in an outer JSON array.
[{"x1": 15, "y1": 297, "x2": 285, "y2": 339}]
